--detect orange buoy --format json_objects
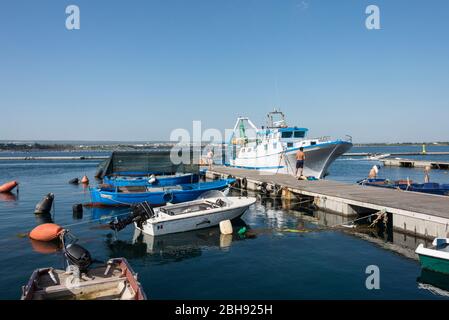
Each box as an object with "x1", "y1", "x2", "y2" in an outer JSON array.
[
  {"x1": 81, "y1": 175, "x2": 89, "y2": 184},
  {"x1": 0, "y1": 181, "x2": 18, "y2": 193},
  {"x1": 29, "y1": 223, "x2": 64, "y2": 242}
]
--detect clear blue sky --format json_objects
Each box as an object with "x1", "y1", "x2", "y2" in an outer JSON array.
[{"x1": 1, "y1": 0, "x2": 448, "y2": 143}]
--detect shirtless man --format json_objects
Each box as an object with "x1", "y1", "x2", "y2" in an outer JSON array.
[{"x1": 295, "y1": 147, "x2": 305, "y2": 179}]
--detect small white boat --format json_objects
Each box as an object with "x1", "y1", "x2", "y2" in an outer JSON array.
[
  {"x1": 366, "y1": 153, "x2": 391, "y2": 160},
  {"x1": 135, "y1": 192, "x2": 256, "y2": 236}
]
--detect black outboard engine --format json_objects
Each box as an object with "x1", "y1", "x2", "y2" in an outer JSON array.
[
  {"x1": 60, "y1": 231, "x2": 92, "y2": 273},
  {"x1": 109, "y1": 201, "x2": 155, "y2": 232},
  {"x1": 64, "y1": 243, "x2": 92, "y2": 273},
  {"x1": 34, "y1": 193, "x2": 55, "y2": 214}
]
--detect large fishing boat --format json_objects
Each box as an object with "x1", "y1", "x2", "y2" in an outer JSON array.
[{"x1": 227, "y1": 110, "x2": 353, "y2": 178}]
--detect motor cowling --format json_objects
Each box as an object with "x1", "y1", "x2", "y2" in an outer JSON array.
[{"x1": 64, "y1": 243, "x2": 92, "y2": 272}]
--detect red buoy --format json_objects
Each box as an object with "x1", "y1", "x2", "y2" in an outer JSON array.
[
  {"x1": 0, "y1": 181, "x2": 18, "y2": 193},
  {"x1": 29, "y1": 223, "x2": 64, "y2": 242}
]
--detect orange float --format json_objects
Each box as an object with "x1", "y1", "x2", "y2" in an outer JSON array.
[
  {"x1": 0, "y1": 181, "x2": 18, "y2": 193},
  {"x1": 29, "y1": 223, "x2": 64, "y2": 242},
  {"x1": 81, "y1": 175, "x2": 89, "y2": 184}
]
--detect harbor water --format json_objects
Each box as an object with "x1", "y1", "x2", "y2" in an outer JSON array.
[{"x1": 1, "y1": 146, "x2": 449, "y2": 299}]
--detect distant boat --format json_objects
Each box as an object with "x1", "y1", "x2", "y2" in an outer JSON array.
[
  {"x1": 134, "y1": 192, "x2": 256, "y2": 236},
  {"x1": 103, "y1": 172, "x2": 199, "y2": 187},
  {"x1": 358, "y1": 178, "x2": 449, "y2": 196},
  {"x1": 365, "y1": 153, "x2": 391, "y2": 160},
  {"x1": 90, "y1": 178, "x2": 235, "y2": 207},
  {"x1": 416, "y1": 238, "x2": 449, "y2": 275}
]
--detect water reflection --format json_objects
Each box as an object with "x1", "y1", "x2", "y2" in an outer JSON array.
[
  {"x1": 29, "y1": 238, "x2": 61, "y2": 254},
  {"x1": 104, "y1": 219, "x2": 252, "y2": 263},
  {"x1": 417, "y1": 269, "x2": 449, "y2": 297},
  {"x1": 0, "y1": 192, "x2": 17, "y2": 202},
  {"x1": 89, "y1": 207, "x2": 131, "y2": 223}
]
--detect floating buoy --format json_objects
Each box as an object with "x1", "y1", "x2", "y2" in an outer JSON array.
[
  {"x1": 0, "y1": 180, "x2": 18, "y2": 193},
  {"x1": 219, "y1": 219, "x2": 233, "y2": 235},
  {"x1": 72, "y1": 203, "x2": 83, "y2": 219},
  {"x1": 69, "y1": 177, "x2": 79, "y2": 185},
  {"x1": 34, "y1": 193, "x2": 54, "y2": 214},
  {"x1": 81, "y1": 175, "x2": 89, "y2": 184},
  {"x1": 29, "y1": 223, "x2": 63, "y2": 242}
]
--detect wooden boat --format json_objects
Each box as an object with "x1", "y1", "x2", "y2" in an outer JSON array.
[
  {"x1": 90, "y1": 178, "x2": 235, "y2": 207},
  {"x1": 21, "y1": 231, "x2": 146, "y2": 300},
  {"x1": 358, "y1": 178, "x2": 449, "y2": 196},
  {"x1": 21, "y1": 258, "x2": 146, "y2": 300},
  {"x1": 103, "y1": 172, "x2": 199, "y2": 187},
  {"x1": 416, "y1": 238, "x2": 449, "y2": 275},
  {"x1": 0, "y1": 180, "x2": 18, "y2": 193},
  {"x1": 133, "y1": 193, "x2": 256, "y2": 236}
]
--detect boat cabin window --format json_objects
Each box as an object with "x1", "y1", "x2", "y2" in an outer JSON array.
[
  {"x1": 281, "y1": 131, "x2": 293, "y2": 138},
  {"x1": 311, "y1": 141, "x2": 316, "y2": 146},
  {"x1": 294, "y1": 131, "x2": 305, "y2": 138},
  {"x1": 287, "y1": 142, "x2": 293, "y2": 148}
]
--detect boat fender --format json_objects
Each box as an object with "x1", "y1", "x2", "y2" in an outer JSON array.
[
  {"x1": 241, "y1": 178, "x2": 248, "y2": 190},
  {"x1": 81, "y1": 175, "x2": 89, "y2": 184},
  {"x1": 68, "y1": 178, "x2": 79, "y2": 185},
  {"x1": 148, "y1": 174, "x2": 157, "y2": 184},
  {"x1": 235, "y1": 178, "x2": 241, "y2": 189},
  {"x1": 219, "y1": 220, "x2": 233, "y2": 235},
  {"x1": 72, "y1": 204, "x2": 83, "y2": 219},
  {"x1": 259, "y1": 182, "x2": 268, "y2": 194},
  {"x1": 34, "y1": 193, "x2": 54, "y2": 214},
  {"x1": 29, "y1": 223, "x2": 63, "y2": 242},
  {"x1": 0, "y1": 180, "x2": 18, "y2": 193}
]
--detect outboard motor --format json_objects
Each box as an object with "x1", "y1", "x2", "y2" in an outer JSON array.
[
  {"x1": 60, "y1": 230, "x2": 92, "y2": 274},
  {"x1": 34, "y1": 193, "x2": 54, "y2": 214},
  {"x1": 64, "y1": 243, "x2": 93, "y2": 273},
  {"x1": 109, "y1": 201, "x2": 155, "y2": 232}
]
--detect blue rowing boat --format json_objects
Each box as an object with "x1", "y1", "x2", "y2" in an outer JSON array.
[
  {"x1": 358, "y1": 178, "x2": 449, "y2": 196},
  {"x1": 103, "y1": 173, "x2": 199, "y2": 187},
  {"x1": 90, "y1": 178, "x2": 235, "y2": 207}
]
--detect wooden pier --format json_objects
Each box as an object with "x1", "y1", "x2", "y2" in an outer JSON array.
[
  {"x1": 382, "y1": 158, "x2": 449, "y2": 170},
  {"x1": 207, "y1": 166, "x2": 449, "y2": 239}
]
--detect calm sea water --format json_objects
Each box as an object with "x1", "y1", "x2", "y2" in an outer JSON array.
[{"x1": 1, "y1": 146, "x2": 449, "y2": 300}]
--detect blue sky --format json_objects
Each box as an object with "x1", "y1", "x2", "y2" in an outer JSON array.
[{"x1": 0, "y1": 0, "x2": 448, "y2": 143}]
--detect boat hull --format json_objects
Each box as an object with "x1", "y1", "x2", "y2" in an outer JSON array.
[
  {"x1": 230, "y1": 140, "x2": 352, "y2": 178},
  {"x1": 103, "y1": 173, "x2": 198, "y2": 187},
  {"x1": 137, "y1": 199, "x2": 255, "y2": 236},
  {"x1": 416, "y1": 244, "x2": 449, "y2": 274},
  {"x1": 359, "y1": 179, "x2": 449, "y2": 196},
  {"x1": 90, "y1": 179, "x2": 234, "y2": 207}
]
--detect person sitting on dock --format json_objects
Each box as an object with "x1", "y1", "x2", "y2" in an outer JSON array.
[
  {"x1": 368, "y1": 165, "x2": 379, "y2": 179},
  {"x1": 295, "y1": 147, "x2": 305, "y2": 179}
]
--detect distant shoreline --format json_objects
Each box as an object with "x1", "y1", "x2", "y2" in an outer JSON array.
[{"x1": 1, "y1": 141, "x2": 448, "y2": 152}]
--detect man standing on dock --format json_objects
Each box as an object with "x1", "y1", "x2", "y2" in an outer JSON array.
[
  {"x1": 206, "y1": 149, "x2": 214, "y2": 170},
  {"x1": 295, "y1": 147, "x2": 305, "y2": 179}
]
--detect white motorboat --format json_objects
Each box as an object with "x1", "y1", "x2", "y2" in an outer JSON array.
[
  {"x1": 134, "y1": 191, "x2": 256, "y2": 236},
  {"x1": 366, "y1": 153, "x2": 391, "y2": 160},
  {"x1": 227, "y1": 109, "x2": 353, "y2": 178}
]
